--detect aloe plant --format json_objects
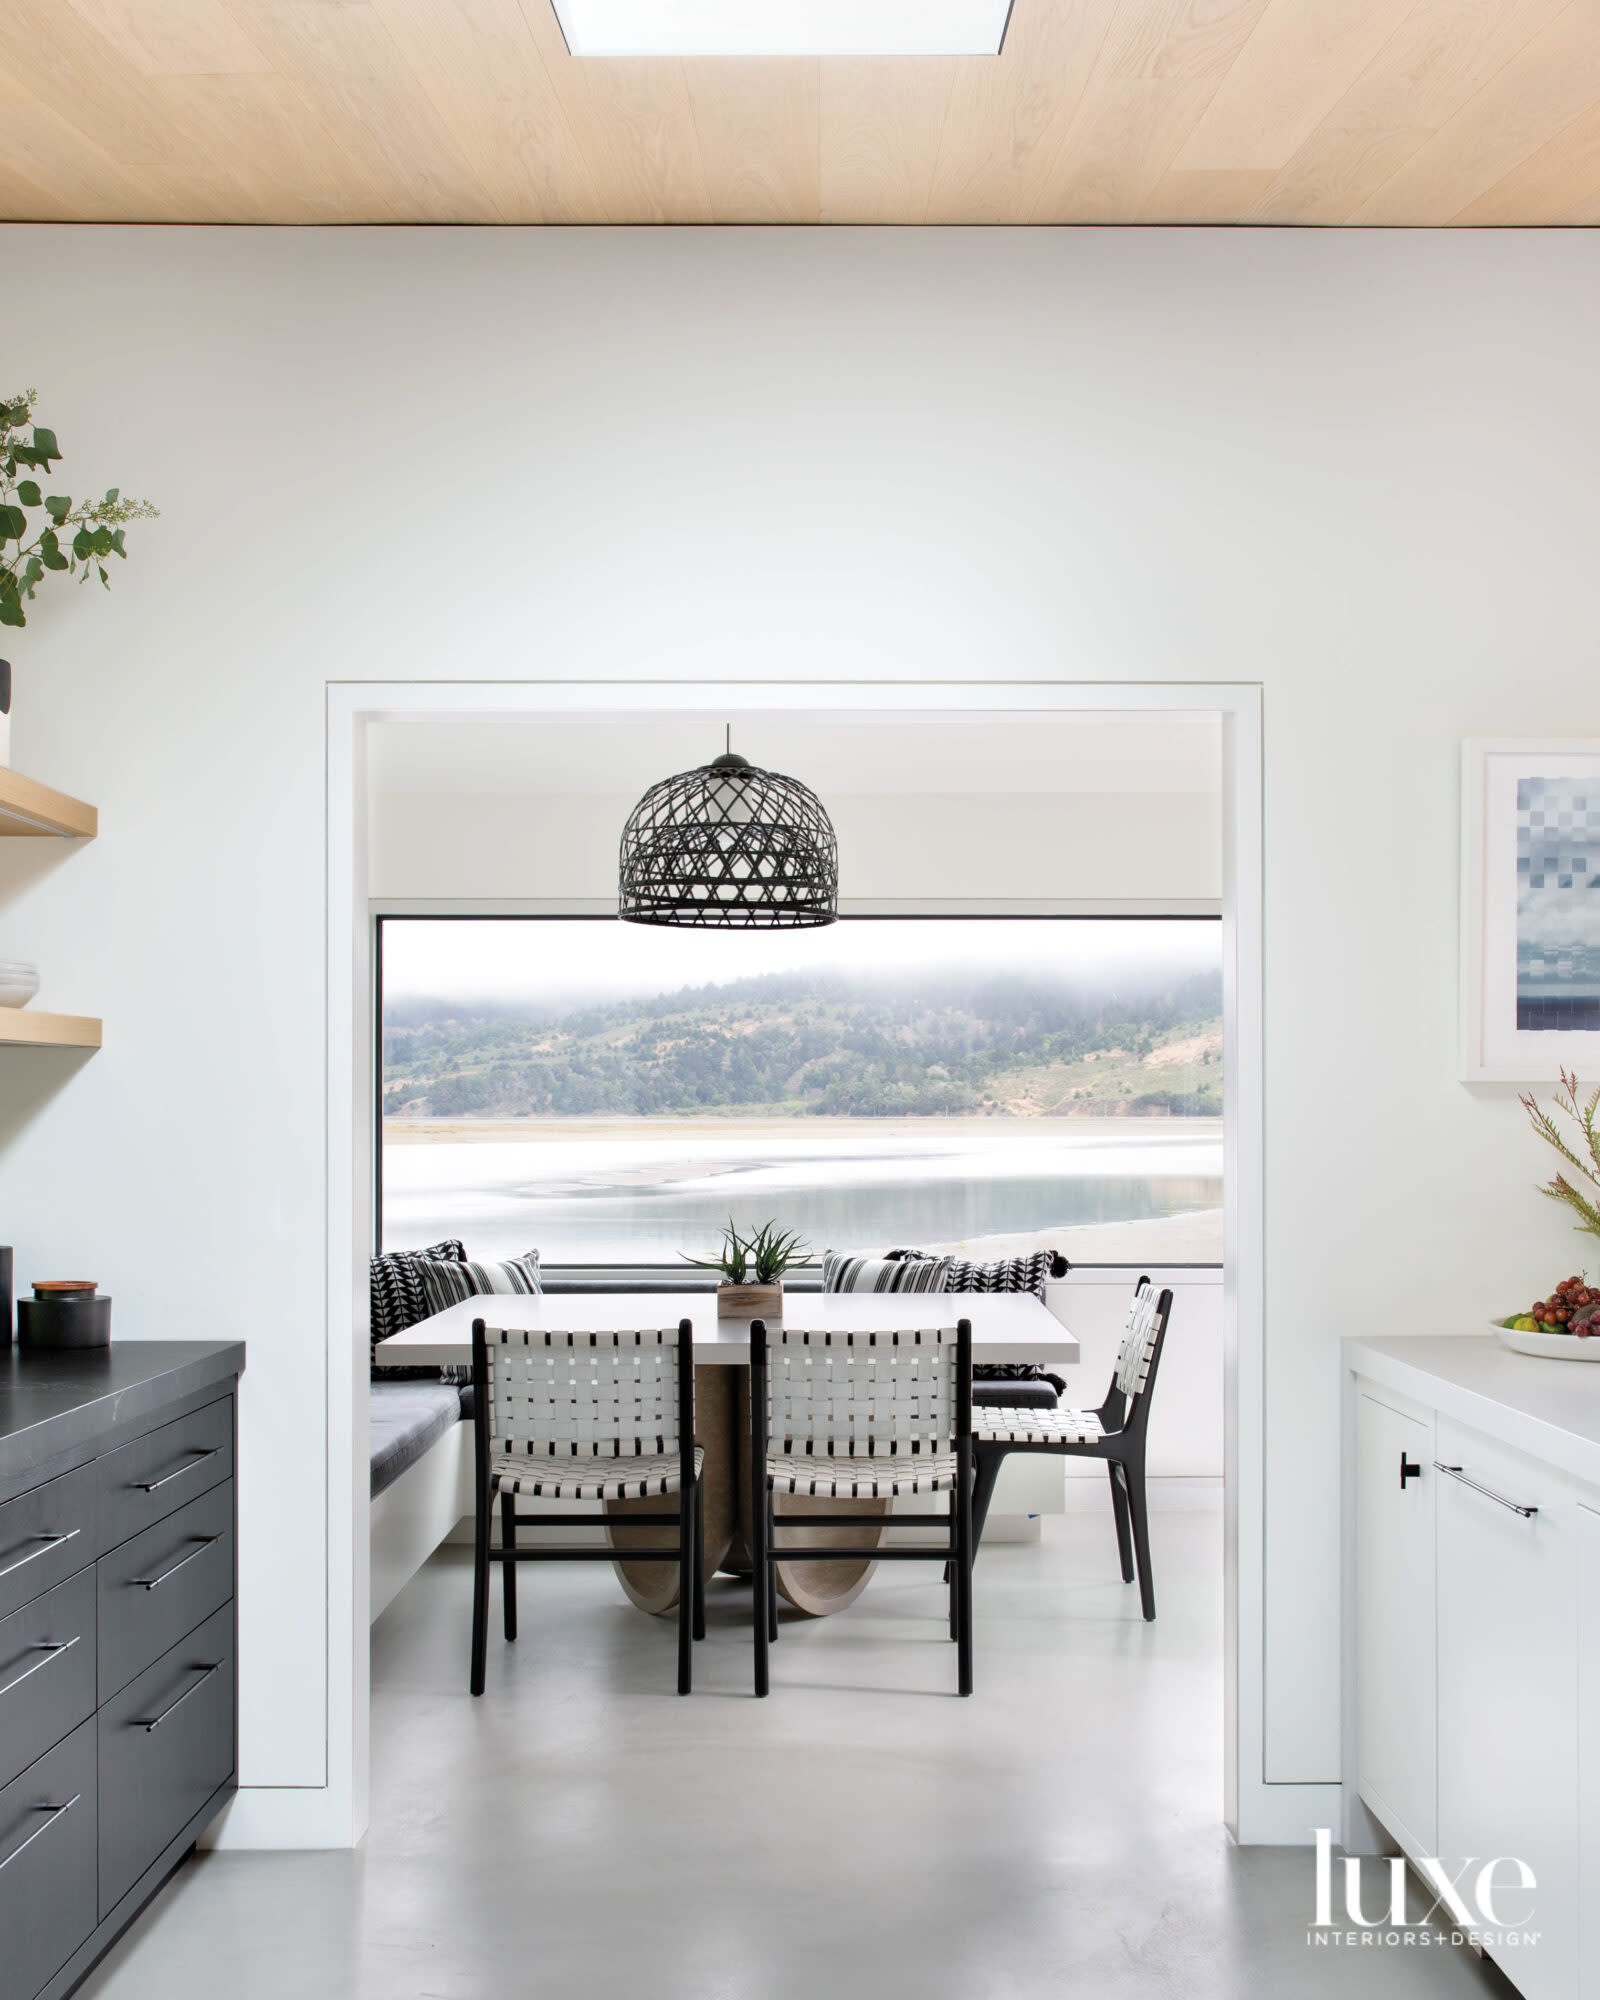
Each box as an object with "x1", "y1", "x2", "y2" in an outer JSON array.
[
  {"x1": 683, "y1": 1218, "x2": 810, "y2": 1285},
  {"x1": 1521, "y1": 1069, "x2": 1600, "y2": 1243}
]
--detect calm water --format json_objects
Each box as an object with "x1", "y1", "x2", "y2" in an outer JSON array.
[{"x1": 382, "y1": 1123, "x2": 1223, "y2": 1265}]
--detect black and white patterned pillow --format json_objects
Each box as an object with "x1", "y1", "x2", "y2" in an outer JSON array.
[
  {"x1": 371, "y1": 1239, "x2": 467, "y2": 1379},
  {"x1": 822, "y1": 1250, "x2": 954, "y2": 1295},
  {"x1": 416, "y1": 1251, "x2": 542, "y2": 1318},
  {"x1": 885, "y1": 1247, "x2": 1070, "y2": 1380}
]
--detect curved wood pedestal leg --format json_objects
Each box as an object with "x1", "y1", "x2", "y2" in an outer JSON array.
[{"x1": 606, "y1": 1364, "x2": 736, "y2": 1616}]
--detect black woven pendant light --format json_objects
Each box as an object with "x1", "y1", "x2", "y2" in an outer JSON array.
[{"x1": 618, "y1": 736, "x2": 838, "y2": 929}]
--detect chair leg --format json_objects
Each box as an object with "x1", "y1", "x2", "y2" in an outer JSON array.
[
  {"x1": 1125, "y1": 1457, "x2": 1156, "y2": 1622},
  {"x1": 766, "y1": 1487, "x2": 779, "y2": 1642},
  {"x1": 692, "y1": 1481, "x2": 706, "y2": 1642},
  {"x1": 956, "y1": 1451, "x2": 974, "y2": 1697},
  {"x1": 470, "y1": 1487, "x2": 490, "y2": 1697},
  {"x1": 948, "y1": 1486, "x2": 959, "y2": 1642},
  {"x1": 753, "y1": 1478, "x2": 770, "y2": 1698},
  {"x1": 500, "y1": 1492, "x2": 518, "y2": 1642},
  {"x1": 677, "y1": 1485, "x2": 693, "y2": 1696},
  {"x1": 1108, "y1": 1461, "x2": 1135, "y2": 1583},
  {"x1": 970, "y1": 1446, "x2": 1005, "y2": 1557}
]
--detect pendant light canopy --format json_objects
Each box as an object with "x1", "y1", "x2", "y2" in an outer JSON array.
[{"x1": 618, "y1": 742, "x2": 838, "y2": 929}]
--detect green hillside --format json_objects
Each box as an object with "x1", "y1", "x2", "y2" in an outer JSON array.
[{"x1": 382, "y1": 970, "x2": 1222, "y2": 1121}]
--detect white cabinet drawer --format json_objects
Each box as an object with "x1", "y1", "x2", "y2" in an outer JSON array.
[{"x1": 1436, "y1": 1419, "x2": 1578, "y2": 2000}]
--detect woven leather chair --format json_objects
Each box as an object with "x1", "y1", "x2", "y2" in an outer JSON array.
[
  {"x1": 749, "y1": 1317, "x2": 974, "y2": 1697},
  {"x1": 971, "y1": 1280, "x2": 1173, "y2": 1621},
  {"x1": 469, "y1": 1318, "x2": 705, "y2": 1696}
]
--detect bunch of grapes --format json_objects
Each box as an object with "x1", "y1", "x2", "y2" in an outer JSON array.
[{"x1": 1525, "y1": 1275, "x2": 1600, "y2": 1336}]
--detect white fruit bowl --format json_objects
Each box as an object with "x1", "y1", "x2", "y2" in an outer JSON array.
[
  {"x1": 1492, "y1": 1317, "x2": 1600, "y2": 1361},
  {"x1": 0, "y1": 961, "x2": 39, "y2": 1009}
]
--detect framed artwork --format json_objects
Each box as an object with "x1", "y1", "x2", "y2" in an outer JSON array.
[{"x1": 1461, "y1": 739, "x2": 1600, "y2": 1082}]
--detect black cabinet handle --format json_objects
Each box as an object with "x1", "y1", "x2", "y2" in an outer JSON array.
[
  {"x1": 132, "y1": 1447, "x2": 221, "y2": 1494},
  {"x1": 1400, "y1": 1455, "x2": 1422, "y2": 1488},
  {"x1": 0, "y1": 1795, "x2": 80, "y2": 1874},
  {"x1": 0, "y1": 1636, "x2": 80, "y2": 1703},
  {"x1": 128, "y1": 1534, "x2": 223, "y2": 1591},
  {"x1": 0, "y1": 1529, "x2": 80, "y2": 1582},
  {"x1": 133, "y1": 1662, "x2": 221, "y2": 1733}
]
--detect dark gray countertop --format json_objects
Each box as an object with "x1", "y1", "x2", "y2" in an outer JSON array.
[{"x1": 0, "y1": 1339, "x2": 246, "y2": 1493}]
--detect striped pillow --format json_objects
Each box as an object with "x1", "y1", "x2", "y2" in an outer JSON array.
[
  {"x1": 822, "y1": 1250, "x2": 954, "y2": 1295},
  {"x1": 417, "y1": 1250, "x2": 543, "y2": 1318},
  {"x1": 888, "y1": 1248, "x2": 1066, "y2": 1301}
]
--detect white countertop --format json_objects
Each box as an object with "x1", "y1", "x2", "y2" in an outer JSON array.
[
  {"x1": 376, "y1": 1290, "x2": 1080, "y2": 1369},
  {"x1": 1345, "y1": 1333, "x2": 1600, "y2": 1490}
]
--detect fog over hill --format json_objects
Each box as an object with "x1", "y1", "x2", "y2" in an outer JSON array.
[{"x1": 382, "y1": 966, "x2": 1223, "y2": 1121}]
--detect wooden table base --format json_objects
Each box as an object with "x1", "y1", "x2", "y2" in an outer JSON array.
[{"x1": 607, "y1": 1364, "x2": 889, "y2": 1618}]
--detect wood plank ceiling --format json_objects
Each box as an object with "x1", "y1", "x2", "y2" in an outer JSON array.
[{"x1": 2, "y1": 0, "x2": 1599, "y2": 226}]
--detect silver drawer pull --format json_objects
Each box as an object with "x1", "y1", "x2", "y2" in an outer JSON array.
[
  {"x1": 134, "y1": 1662, "x2": 221, "y2": 1733},
  {"x1": 132, "y1": 1447, "x2": 221, "y2": 1494},
  {"x1": 0, "y1": 1636, "x2": 80, "y2": 1702},
  {"x1": 0, "y1": 1795, "x2": 80, "y2": 1874},
  {"x1": 0, "y1": 1529, "x2": 81, "y2": 1583},
  {"x1": 1433, "y1": 1461, "x2": 1539, "y2": 1518},
  {"x1": 128, "y1": 1534, "x2": 223, "y2": 1591}
]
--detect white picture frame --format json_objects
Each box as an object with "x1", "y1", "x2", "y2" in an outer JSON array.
[{"x1": 1460, "y1": 738, "x2": 1600, "y2": 1082}]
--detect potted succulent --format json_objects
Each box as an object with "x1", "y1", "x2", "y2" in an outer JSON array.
[{"x1": 685, "y1": 1219, "x2": 809, "y2": 1321}]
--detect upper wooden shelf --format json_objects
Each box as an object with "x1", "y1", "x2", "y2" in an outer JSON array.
[
  {"x1": 0, "y1": 1011, "x2": 101, "y2": 1049},
  {"x1": 0, "y1": 769, "x2": 96, "y2": 839}
]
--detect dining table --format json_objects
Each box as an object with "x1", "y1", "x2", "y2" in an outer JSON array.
[{"x1": 375, "y1": 1291, "x2": 1080, "y2": 1618}]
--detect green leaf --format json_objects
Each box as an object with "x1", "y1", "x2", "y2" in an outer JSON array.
[
  {"x1": 96, "y1": 564, "x2": 108, "y2": 587},
  {"x1": 31, "y1": 428, "x2": 58, "y2": 459},
  {"x1": 44, "y1": 495, "x2": 70, "y2": 524},
  {"x1": 16, "y1": 480, "x2": 40, "y2": 507},
  {"x1": 103, "y1": 487, "x2": 118, "y2": 505},
  {"x1": 0, "y1": 503, "x2": 27, "y2": 543},
  {"x1": 110, "y1": 528, "x2": 126, "y2": 556},
  {"x1": 19, "y1": 555, "x2": 42, "y2": 596},
  {"x1": 0, "y1": 595, "x2": 24, "y2": 629},
  {"x1": 71, "y1": 527, "x2": 92, "y2": 560}
]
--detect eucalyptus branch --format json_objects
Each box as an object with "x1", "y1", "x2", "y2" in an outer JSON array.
[{"x1": 1, "y1": 390, "x2": 157, "y2": 629}]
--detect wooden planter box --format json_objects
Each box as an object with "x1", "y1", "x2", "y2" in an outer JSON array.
[{"x1": 716, "y1": 1283, "x2": 783, "y2": 1320}]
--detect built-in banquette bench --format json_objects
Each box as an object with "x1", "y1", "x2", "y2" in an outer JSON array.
[{"x1": 0, "y1": 1341, "x2": 243, "y2": 2000}]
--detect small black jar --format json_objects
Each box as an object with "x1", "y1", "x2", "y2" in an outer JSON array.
[{"x1": 18, "y1": 1282, "x2": 112, "y2": 1349}]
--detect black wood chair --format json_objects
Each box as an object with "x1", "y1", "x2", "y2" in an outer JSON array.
[
  {"x1": 971, "y1": 1280, "x2": 1173, "y2": 1621},
  {"x1": 749, "y1": 1317, "x2": 974, "y2": 1697},
  {"x1": 470, "y1": 1318, "x2": 705, "y2": 1696}
]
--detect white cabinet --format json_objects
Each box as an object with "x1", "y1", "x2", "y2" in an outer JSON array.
[
  {"x1": 1580, "y1": 1505, "x2": 1600, "y2": 2000},
  {"x1": 1435, "y1": 1418, "x2": 1577, "y2": 2000},
  {"x1": 1356, "y1": 1389, "x2": 1436, "y2": 1854}
]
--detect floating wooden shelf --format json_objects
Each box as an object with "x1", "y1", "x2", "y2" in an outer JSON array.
[
  {"x1": 0, "y1": 768, "x2": 97, "y2": 839},
  {"x1": 0, "y1": 1010, "x2": 102, "y2": 1049}
]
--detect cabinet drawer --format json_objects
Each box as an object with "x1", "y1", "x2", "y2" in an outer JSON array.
[
  {"x1": 0, "y1": 1718, "x2": 97, "y2": 2000},
  {"x1": 98, "y1": 1603, "x2": 233, "y2": 1918},
  {"x1": 97, "y1": 1484, "x2": 233, "y2": 1704},
  {"x1": 98, "y1": 1397, "x2": 232, "y2": 1553},
  {"x1": 0, "y1": 1464, "x2": 97, "y2": 1625},
  {"x1": 0, "y1": 1568, "x2": 96, "y2": 1795}
]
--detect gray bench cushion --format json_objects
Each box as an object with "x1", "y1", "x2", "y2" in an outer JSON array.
[{"x1": 371, "y1": 1382, "x2": 463, "y2": 1498}]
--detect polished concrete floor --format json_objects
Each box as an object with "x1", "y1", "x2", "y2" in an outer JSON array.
[{"x1": 80, "y1": 1512, "x2": 1515, "y2": 2000}]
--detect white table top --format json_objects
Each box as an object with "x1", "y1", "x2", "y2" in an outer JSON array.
[{"x1": 376, "y1": 1290, "x2": 1080, "y2": 1368}]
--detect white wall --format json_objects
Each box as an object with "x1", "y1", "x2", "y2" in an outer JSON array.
[{"x1": 2, "y1": 225, "x2": 1596, "y2": 1826}]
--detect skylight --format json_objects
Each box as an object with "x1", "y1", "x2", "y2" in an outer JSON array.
[{"x1": 550, "y1": 0, "x2": 1012, "y2": 57}]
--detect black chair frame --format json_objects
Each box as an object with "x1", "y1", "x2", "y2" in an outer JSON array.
[
  {"x1": 750, "y1": 1316, "x2": 974, "y2": 1698},
  {"x1": 470, "y1": 1316, "x2": 705, "y2": 1697},
  {"x1": 971, "y1": 1282, "x2": 1173, "y2": 1622}
]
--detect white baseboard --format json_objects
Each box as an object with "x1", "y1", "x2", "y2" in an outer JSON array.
[
  {"x1": 1232, "y1": 1780, "x2": 1342, "y2": 1848},
  {"x1": 1063, "y1": 1475, "x2": 1223, "y2": 1513}
]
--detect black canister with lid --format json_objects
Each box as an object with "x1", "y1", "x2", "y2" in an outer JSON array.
[{"x1": 18, "y1": 1280, "x2": 112, "y2": 1349}]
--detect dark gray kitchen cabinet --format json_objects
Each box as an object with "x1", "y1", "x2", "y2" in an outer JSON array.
[{"x1": 0, "y1": 1343, "x2": 242, "y2": 2000}]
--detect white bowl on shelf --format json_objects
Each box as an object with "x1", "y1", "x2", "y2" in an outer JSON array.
[
  {"x1": 0, "y1": 961, "x2": 39, "y2": 1008},
  {"x1": 1492, "y1": 1316, "x2": 1600, "y2": 1361}
]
